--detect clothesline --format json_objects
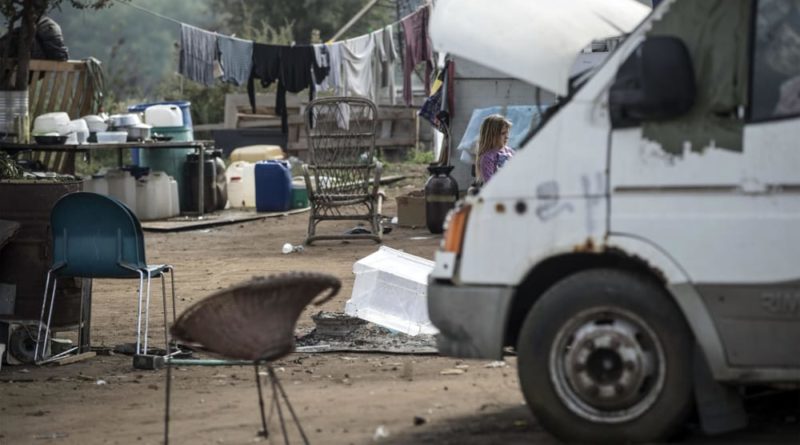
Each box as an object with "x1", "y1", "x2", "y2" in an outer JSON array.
[{"x1": 120, "y1": 0, "x2": 427, "y2": 44}]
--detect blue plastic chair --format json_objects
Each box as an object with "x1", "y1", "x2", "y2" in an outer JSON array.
[{"x1": 34, "y1": 192, "x2": 176, "y2": 362}]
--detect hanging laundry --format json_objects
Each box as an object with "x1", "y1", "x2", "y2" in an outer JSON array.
[
  {"x1": 179, "y1": 24, "x2": 218, "y2": 86},
  {"x1": 341, "y1": 34, "x2": 377, "y2": 102},
  {"x1": 401, "y1": 7, "x2": 434, "y2": 106},
  {"x1": 279, "y1": 45, "x2": 329, "y2": 133},
  {"x1": 326, "y1": 42, "x2": 344, "y2": 93},
  {"x1": 247, "y1": 43, "x2": 281, "y2": 114},
  {"x1": 375, "y1": 25, "x2": 398, "y2": 89},
  {"x1": 217, "y1": 34, "x2": 253, "y2": 86},
  {"x1": 312, "y1": 43, "x2": 331, "y2": 91}
]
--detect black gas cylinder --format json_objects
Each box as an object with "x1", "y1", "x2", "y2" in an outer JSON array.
[{"x1": 425, "y1": 164, "x2": 459, "y2": 234}]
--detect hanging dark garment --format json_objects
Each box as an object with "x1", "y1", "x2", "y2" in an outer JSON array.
[
  {"x1": 247, "y1": 43, "x2": 281, "y2": 114},
  {"x1": 275, "y1": 45, "x2": 329, "y2": 134},
  {"x1": 401, "y1": 7, "x2": 434, "y2": 106}
]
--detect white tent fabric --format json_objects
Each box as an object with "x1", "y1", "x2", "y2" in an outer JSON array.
[{"x1": 429, "y1": 0, "x2": 651, "y2": 96}]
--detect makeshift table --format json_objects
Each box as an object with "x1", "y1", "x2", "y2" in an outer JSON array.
[{"x1": 0, "y1": 140, "x2": 214, "y2": 215}]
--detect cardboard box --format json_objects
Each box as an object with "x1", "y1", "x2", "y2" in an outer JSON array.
[{"x1": 396, "y1": 190, "x2": 426, "y2": 227}]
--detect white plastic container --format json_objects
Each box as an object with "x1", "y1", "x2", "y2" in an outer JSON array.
[
  {"x1": 225, "y1": 161, "x2": 256, "y2": 208},
  {"x1": 96, "y1": 131, "x2": 128, "y2": 143},
  {"x1": 106, "y1": 169, "x2": 137, "y2": 214},
  {"x1": 144, "y1": 105, "x2": 183, "y2": 127},
  {"x1": 83, "y1": 174, "x2": 109, "y2": 196},
  {"x1": 169, "y1": 176, "x2": 180, "y2": 217},
  {"x1": 32, "y1": 112, "x2": 70, "y2": 135},
  {"x1": 345, "y1": 246, "x2": 438, "y2": 336},
  {"x1": 69, "y1": 119, "x2": 89, "y2": 144},
  {"x1": 230, "y1": 145, "x2": 284, "y2": 163},
  {"x1": 135, "y1": 171, "x2": 172, "y2": 221}
]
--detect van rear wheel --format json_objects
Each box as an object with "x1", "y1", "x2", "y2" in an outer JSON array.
[{"x1": 516, "y1": 269, "x2": 693, "y2": 444}]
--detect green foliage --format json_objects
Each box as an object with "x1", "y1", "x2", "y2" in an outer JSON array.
[{"x1": 406, "y1": 148, "x2": 435, "y2": 165}]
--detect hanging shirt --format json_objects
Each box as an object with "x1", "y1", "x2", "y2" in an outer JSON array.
[
  {"x1": 217, "y1": 34, "x2": 253, "y2": 86},
  {"x1": 179, "y1": 24, "x2": 217, "y2": 86},
  {"x1": 247, "y1": 43, "x2": 281, "y2": 114},
  {"x1": 341, "y1": 34, "x2": 376, "y2": 102},
  {"x1": 375, "y1": 25, "x2": 398, "y2": 89},
  {"x1": 401, "y1": 7, "x2": 433, "y2": 105},
  {"x1": 312, "y1": 43, "x2": 331, "y2": 91},
  {"x1": 280, "y1": 45, "x2": 329, "y2": 134}
]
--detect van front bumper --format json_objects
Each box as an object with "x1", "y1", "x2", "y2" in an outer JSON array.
[{"x1": 427, "y1": 279, "x2": 515, "y2": 360}]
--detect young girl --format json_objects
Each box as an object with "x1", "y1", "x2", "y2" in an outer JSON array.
[{"x1": 476, "y1": 114, "x2": 514, "y2": 184}]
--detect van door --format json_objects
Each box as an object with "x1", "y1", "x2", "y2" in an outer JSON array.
[{"x1": 609, "y1": 0, "x2": 800, "y2": 368}]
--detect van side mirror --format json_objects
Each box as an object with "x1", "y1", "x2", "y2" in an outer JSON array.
[{"x1": 609, "y1": 36, "x2": 696, "y2": 128}]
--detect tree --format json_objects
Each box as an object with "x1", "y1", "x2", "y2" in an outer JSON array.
[
  {"x1": 0, "y1": 0, "x2": 120, "y2": 90},
  {"x1": 208, "y1": 0, "x2": 395, "y2": 44}
]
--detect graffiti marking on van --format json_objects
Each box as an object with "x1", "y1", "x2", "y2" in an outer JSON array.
[{"x1": 760, "y1": 292, "x2": 800, "y2": 316}]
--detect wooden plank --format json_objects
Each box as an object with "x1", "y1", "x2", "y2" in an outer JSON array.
[
  {"x1": 54, "y1": 351, "x2": 96, "y2": 366},
  {"x1": 46, "y1": 71, "x2": 66, "y2": 112},
  {"x1": 28, "y1": 60, "x2": 84, "y2": 72},
  {"x1": 73, "y1": 73, "x2": 88, "y2": 118},
  {"x1": 63, "y1": 71, "x2": 78, "y2": 117},
  {"x1": 32, "y1": 72, "x2": 53, "y2": 117}
]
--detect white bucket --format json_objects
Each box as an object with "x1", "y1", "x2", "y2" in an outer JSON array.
[
  {"x1": 135, "y1": 171, "x2": 171, "y2": 221},
  {"x1": 106, "y1": 169, "x2": 137, "y2": 214},
  {"x1": 83, "y1": 175, "x2": 109, "y2": 195},
  {"x1": 225, "y1": 161, "x2": 256, "y2": 208},
  {"x1": 169, "y1": 176, "x2": 180, "y2": 217}
]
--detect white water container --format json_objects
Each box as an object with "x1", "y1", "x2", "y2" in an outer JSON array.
[
  {"x1": 144, "y1": 105, "x2": 183, "y2": 127},
  {"x1": 106, "y1": 169, "x2": 137, "y2": 214},
  {"x1": 83, "y1": 174, "x2": 109, "y2": 196},
  {"x1": 136, "y1": 171, "x2": 171, "y2": 220},
  {"x1": 169, "y1": 176, "x2": 180, "y2": 217},
  {"x1": 225, "y1": 161, "x2": 256, "y2": 208}
]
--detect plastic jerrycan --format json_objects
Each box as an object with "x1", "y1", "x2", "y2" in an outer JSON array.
[
  {"x1": 255, "y1": 160, "x2": 292, "y2": 212},
  {"x1": 225, "y1": 161, "x2": 256, "y2": 208}
]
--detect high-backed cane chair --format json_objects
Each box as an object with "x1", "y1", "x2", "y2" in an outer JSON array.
[
  {"x1": 164, "y1": 272, "x2": 341, "y2": 445},
  {"x1": 34, "y1": 192, "x2": 176, "y2": 362},
  {"x1": 302, "y1": 97, "x2": 383, "y2": 244}
]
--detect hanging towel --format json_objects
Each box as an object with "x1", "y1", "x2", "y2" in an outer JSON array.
[
  {"x1": 179, "y1": 24, "x2": 218, "y2": 86},
  {"x1": 326, "y1": 42, "x2": 344, "y2": 94},
  {"x1": 217, "y1": 34, "x2": 253, "y2": 86},
  {"x1": 247, "y1": 43, "x2": 281, "y2": 114},
  {"x1": 401, "y1": 7, "x2": 434, "y2": 105},
  {"x1": 341, "y1": 34, "x2": 376, "y2": 101}
]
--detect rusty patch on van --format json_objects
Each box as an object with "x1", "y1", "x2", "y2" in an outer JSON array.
[{"x1": 573, "y1": 237, "x2": 603, "y2": 253}]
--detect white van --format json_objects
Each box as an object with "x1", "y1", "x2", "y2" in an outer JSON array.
[{"x1": 428, "y1": 0, "x2": 800, "y2": 443}]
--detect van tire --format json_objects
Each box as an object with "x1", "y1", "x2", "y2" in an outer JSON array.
[{"x1": 516, "y1": 268, "x2": 692, "y2": 444}]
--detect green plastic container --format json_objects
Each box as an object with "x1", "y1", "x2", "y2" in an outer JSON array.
[
  {"x1": 291, "y1": 182, "x2": 308, "y2": 209},
  {"x1": 140, "y1": 126, "x2": 194, "y2": 208}
]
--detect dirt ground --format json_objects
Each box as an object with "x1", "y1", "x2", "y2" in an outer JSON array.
[{"x1": 1, "y1": 167, "x2": 798, "y2": 445}]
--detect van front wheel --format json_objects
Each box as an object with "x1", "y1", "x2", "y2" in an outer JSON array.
[{"x1": 516, "y1": 269, "x2": 692, "y2": 444}]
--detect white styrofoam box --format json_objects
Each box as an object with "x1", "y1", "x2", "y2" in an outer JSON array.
[
  {"x1": 0, "y1": 343, "x2": 4, "y2": 371},
  {"x1": 32, "y1": 112, "x2": 70, "y2": 135},
  {"x1": 345, "y1": 246, "x2": 437, "y2": 336},
  {"x1": 144, "y1": 104, "x2": 183, "y2": 127}
]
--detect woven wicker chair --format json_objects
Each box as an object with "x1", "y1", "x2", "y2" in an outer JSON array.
[
  {"x1": 164, "y1": 272, "x2": 341, "y2": 445},
  {"x1": 302, "y1": 97, "x2": 383, "y2": 244}
]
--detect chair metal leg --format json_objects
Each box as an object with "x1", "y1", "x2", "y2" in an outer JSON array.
[
  {"x1": 254, "y1": 362, "x2": 270, "y2": 439},
  {"x1": 164, "y1": 356, "x2": 172, "y2": 445},
  {"x1": 269, "y1": 365, "x2": 310, "y2": 445},
  {"x1": 144, "y1": 272, "x2": 153, "y2": 354},
  {"x1": 268, "y1": 366, "x2": 290, "y2": 445},
  {"x1": 135, "y1": 270, "x2": 145, "y2": 355},
  {"x1": 34, "y1": 270, "x2": 55, "y2": 362},
  {"x1": 161, "y1": 273, "x2": 169, "y2": 352}
]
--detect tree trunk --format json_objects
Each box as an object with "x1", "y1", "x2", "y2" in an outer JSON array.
[{"x1": 14, "y1": 1, "x2": 37, "y2": 91}]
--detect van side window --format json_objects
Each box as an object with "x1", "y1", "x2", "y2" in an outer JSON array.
[{"x1": 751, "y1": 0, "x2": 800, "y2": 121}]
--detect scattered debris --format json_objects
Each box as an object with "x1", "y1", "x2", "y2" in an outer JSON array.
[
  {"x1": 440, "y1": 369, "x2": 465, "y2": 376},
  {"x1": 373, "y1": 425, "x2": 390, "y2": 441},
  {"x1": 454, "y1": 364, "x2": 470, "y2": 370},
  {"x1": 95, "y1": 379, "x2": 107, "y2": 386},
  {"x1": 413, "y1": 416, "x2": 427, "y2": 426},
  {"x1": 484, "y1": 361, "x2": 507, "y2": 368},
  {"x1": 297, "y1": 312, "x2": 436, "y2": 354}
]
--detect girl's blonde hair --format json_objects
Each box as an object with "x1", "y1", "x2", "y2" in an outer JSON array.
[{"x1": 476, "y1": 114, "x2": 512, "y2": 182}]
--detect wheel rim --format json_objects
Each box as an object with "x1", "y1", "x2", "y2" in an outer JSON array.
[{"x1": 549, "y1": 306, "x2": 666, "y2": 424}]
